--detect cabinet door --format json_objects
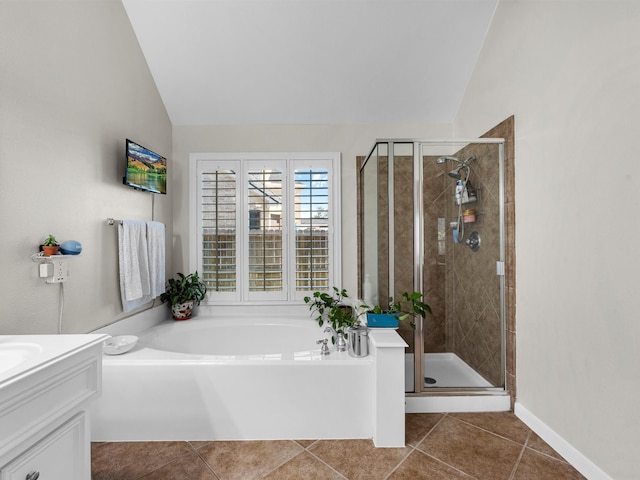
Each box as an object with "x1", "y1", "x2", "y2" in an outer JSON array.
[{"x1": 1, "y1": 414, "x2": 87, "y2": 480}]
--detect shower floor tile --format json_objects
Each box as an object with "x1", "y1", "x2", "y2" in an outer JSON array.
[{"x1": 91, "y1": 412, "x2": 586, "y2": 480}]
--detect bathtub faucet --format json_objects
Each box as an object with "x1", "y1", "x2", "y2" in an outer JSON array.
[
  {"x1": 324, "y1": 326, "x2": 347, "y2": 352},
  {"x1": 316, "y1": 338, "x2": 330, "y2": 355}
]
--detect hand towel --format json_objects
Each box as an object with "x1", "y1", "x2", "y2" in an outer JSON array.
[
  {"x1": 146, "y1": 221, "x2": 166, "y2": 299},
  {"x1": 118, "y1": 219, "x2": 151, "y2": 312}
]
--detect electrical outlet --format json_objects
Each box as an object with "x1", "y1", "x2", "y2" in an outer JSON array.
[
  {"x1": 46, "y1": 258, "x2": 68, "y2": 283},
  {"x1": 39, "y1": 262, "x2": 53, "y2": 278}
]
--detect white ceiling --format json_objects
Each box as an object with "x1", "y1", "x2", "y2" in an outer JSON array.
[{"x1": 122, "y1": 0, "x2": 498, "y2": 126}]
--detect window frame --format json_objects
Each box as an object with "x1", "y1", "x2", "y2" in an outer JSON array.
[{"x1": 189, "y1": 152, "x2": 342, "y2": 305}]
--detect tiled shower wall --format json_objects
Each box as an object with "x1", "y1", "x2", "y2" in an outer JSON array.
[{"x1": 439, "y1": 141, "x2": 503, "y2": 386}]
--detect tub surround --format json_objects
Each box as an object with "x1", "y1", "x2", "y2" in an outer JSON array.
[
  {"x1": 90, "y1": 310, "x2": 408, "y2": 447},
  {"x1": 369, "y1": 330, "x2": 408, "y2": 447}
]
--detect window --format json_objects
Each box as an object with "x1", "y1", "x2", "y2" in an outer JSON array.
[{"x1": 190, "y1": 153, "x2": 341, "y2": 304}]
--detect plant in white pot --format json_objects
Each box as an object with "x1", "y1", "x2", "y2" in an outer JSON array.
[{"x1": 160, "y1": 271, "x2": 207, "y2": 320}]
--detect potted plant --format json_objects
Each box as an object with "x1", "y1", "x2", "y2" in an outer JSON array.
[
  {"x1": 160, "y1": 271, "x2": 207, "y2": 320},
  {"x1": 304, "y1": 287, "x2": 364, "y2": 343},
  {"x1": 41, "y1": 234, "x2": 59, "y2": 257},
  {"x1": 367, "y1": 291, "x2": 432, "y2": 329}
]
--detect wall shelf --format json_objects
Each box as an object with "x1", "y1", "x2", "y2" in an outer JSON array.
[{"x1": 30, "y1": 253, "x2": 79, "y2": 262}]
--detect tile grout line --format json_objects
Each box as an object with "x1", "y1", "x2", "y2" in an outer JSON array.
[
  {"x1": 508, "y1": 430, "x2": 531, "y2": 480},
  {"x1": 302, "y1": 442, "x2": 350, "y2": 480},
  {"x1": 418, "y1": 450, "x2": 480, "y2": 479},
  {"x1": 408, "y1": 412, "x2": 449, "y2": 449},
  {"x1": 190, "y1": 440, "x2": 311, "y2": 480},
  {"x1": 522, "y1": 435, "x2": 573, "y2": 464},
  {"x1": 382, "y1": 443, "x2": 417, "y2": 480},
  {"x1": 129, "y1": 441, "x2": 202, "y2": 480},
  {"x1": 258, "y1": 442, "x2": 309, "y2": 479},
  {"x1": 448, "y1": 414, "x2": 530, "y2": 448},
  {"x1": 521, "y1": 431, "x2": 576, "y2": 467},
  {"x1": 409, "y1": 413, "x2": 491, "y2": 479},
  {"x1": 190, "y1": 441, "x2": 223, "y2": 480},
  {"x1": 383, "y1": 413, "x2": 450, "y2": 480}
]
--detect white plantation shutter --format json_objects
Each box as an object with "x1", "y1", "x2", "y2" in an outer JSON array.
[
  {"x1": 199, "y1": 164, "x2": 240, "y2": 301},
  {"x1": 246, "y1": 164, "x2": 286, "y2": 301},
  {"x1": 191, "y1": 153, "x2": 340, "y2": 304},
  {"x1": 294, "y1": 168, "x2": 330, "y2": 292}
]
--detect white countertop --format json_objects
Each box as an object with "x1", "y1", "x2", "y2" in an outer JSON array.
[
  {"x1": 368, "y1": 329, "x2": 409, "y2": 348},
  {"x1": 0, "y1": 334, "x2": 108, "y2": 387}
]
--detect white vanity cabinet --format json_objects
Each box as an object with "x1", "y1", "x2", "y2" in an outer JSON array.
[
  {"x1": 0, "y1": 335, "x2": 107, "y2": 480},
  {"x1": 1, "y1": 413, "x2": 87, "y2": 480}
]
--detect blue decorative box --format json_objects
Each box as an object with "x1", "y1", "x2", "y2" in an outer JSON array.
[{"x1": 366, "y1": 313, "x2": 399, "y2": 328}]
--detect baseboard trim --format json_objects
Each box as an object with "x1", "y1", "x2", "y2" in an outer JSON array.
[{"x1": 514, "y1": 402, "x2": 612, "y2": 480}]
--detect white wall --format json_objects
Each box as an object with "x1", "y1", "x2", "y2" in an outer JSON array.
[
  {"x1": 455, "y1": 1, "x2": 640, "y2": 478},
  {"x1": 172, "y1": 123, "x2": 452, "y2": 292},
  {"x1": 0, "y1": 1, "x2": 172, "y2": 334}
]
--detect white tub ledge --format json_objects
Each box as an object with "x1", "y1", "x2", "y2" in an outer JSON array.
[{"x1": 369, "y1": 329, "x2": 408, "y2": 447}]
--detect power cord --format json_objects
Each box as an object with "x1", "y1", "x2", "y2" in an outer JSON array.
[{"x1": 58, "y1": 282, "x2": 64, "y2": 334}]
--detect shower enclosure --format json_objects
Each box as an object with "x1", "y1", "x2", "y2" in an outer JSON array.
[{"x1": 359, "y1": 139, "x2": 507, "y2": 400}]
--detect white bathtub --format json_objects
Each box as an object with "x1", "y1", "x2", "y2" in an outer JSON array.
[
  {"x1": 139, "y1": 316, "x2": 333, "y2": 358},
  {"x1": 90, "y1": 308, "x2": 407, "y2": 446}
]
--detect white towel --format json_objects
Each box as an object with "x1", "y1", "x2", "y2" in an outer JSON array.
[
  {"x1": 146, "y1": 221, "x2": 165, "y2": 299},
  {"x1": 118, "y1": 220, "x2": 151, "y2": 312}
]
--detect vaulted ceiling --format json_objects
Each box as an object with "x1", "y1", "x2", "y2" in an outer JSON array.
[{"x1": 122, "y1": 0, "x2": 498, "y2": 126}]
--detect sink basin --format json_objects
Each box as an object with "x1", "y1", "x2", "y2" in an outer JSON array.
[{"x1": 0, "y1": 342, "x2": 43, "y2": 375}]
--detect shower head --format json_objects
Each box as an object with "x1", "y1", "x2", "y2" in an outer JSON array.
[
  {"x1": 448, "y1": 167, "x2": 463, "y2": 179},
  {"x1": 437, "y1": 155, "x2": 477, "y2": 166},
  {"x1": 439, "y1": 155, "x2": 477, "y2": 180},
  {"x1": 436, "y1": 156, "x2": 459, "y2": 164}
]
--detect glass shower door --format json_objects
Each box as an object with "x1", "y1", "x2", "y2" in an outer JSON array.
[
  {"x1": 419, "y1": 141, "x2": 505, "y2": 392},
  {"x1": 360, "y1": 142, "x2": 417, "y2": 377},
  {"x1": 359, "y1": 139, "x2": 506, "y2": 394}
]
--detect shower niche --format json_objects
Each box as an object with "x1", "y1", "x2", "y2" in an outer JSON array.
[{"x1": 358, "y1": 137, "x2": 509, "y2": 398}]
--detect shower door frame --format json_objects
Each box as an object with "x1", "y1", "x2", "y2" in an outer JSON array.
[{"x1": 361, "y1": 138, "x2": 507, "y2": 396}]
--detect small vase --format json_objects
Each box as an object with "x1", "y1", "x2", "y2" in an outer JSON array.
[{"x1": 171, "y1": 301, "x2": 194, "y2": 320}]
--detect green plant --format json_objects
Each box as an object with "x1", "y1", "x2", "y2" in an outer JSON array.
[
  {"x1": 392, "y1": 291, "x2": 432, "y2": 328},
  {"x1": 43, "y1": 234, "x2": 58, "y2": 246},
  {"x1": 370, "y1": 291, "x2": 432, "y2": 328},
  {"x1": 304, "y1": 287, "x2": 363, "y2": 336},
  {"x1": 160, "y1": 271, "x2": 207, "y2": 306}
]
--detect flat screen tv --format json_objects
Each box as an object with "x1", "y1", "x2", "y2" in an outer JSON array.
[{"x1": 123, "y1": 139, "x2": 167, "y2": 194}]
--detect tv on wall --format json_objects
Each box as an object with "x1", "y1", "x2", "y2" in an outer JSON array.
[{"x1": 123, "y1": 139, "x2": 167, "y2": 194}]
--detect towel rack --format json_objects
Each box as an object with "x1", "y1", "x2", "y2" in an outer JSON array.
[{"x1": 106, "y1": 218, "x2": 123, "y2": 226}]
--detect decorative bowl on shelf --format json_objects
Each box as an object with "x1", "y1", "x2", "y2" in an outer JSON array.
[
  {"x1": 102, "y1": 335, "x2": 138, "y2": 355},
  {"x1": 59, "y1": 240, "x2": 82, "y2": 255}
]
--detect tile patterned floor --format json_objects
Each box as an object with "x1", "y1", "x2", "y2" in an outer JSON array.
[{"x1": 91, "y1": 412, "x2": 586, "y2": 479}]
